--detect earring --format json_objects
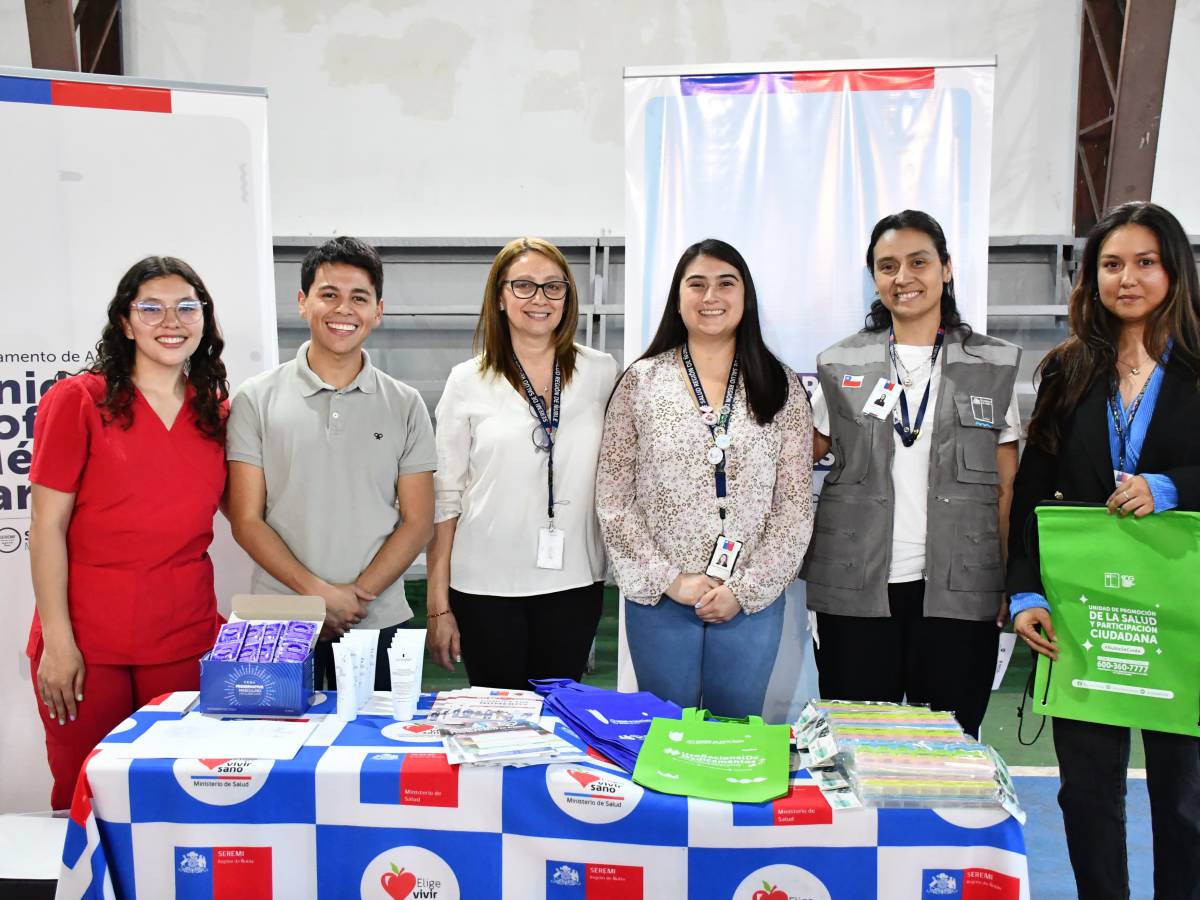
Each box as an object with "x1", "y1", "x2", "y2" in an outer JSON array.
[{"x1": 499, "y1": 304, "x2": 505, "y2": 311}]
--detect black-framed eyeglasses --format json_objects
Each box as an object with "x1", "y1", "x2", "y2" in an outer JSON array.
[
  {"x1": 131, "y1": 299, "x2": 206, "y2": 326},
  {"x1": 503, "y1": 279, "x2": 569, "y2": 302}
]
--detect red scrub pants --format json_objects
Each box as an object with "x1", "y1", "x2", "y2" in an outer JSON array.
[{"x1": 30, "y1": 643, "x2": 200, "y2": 810}]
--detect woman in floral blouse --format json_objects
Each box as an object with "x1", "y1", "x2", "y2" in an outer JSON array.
[{"x1": 596, "y1": 239, "x2": 813, "y2": 717}]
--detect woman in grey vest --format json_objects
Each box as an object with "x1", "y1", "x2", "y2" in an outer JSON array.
[
  {"x1": 596, "y1": 239, "x2": 813, "y2": 717},
  {"x1": 804, "y1": 210, "x2": 1021, "y2": 737},
  {"x1": 1007, "y1": 201, "x2": 1200, "y2": 899}
]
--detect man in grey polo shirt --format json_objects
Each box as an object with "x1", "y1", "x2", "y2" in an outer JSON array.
[{"x1": 227, "y1": 236, "x2": 435, "y2": 689}]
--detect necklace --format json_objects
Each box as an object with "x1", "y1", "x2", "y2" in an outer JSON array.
[
  {"x1": 892, "y1": 349, "x2": 927, "y2": 388},
  {"x1": 1117, "y1": 356, "x2": 1150, "y2": 377}
]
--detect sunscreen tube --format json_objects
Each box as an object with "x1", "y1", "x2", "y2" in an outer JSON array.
[
  {"x1": 388, "y1": 628, "x2": 426, "y2": 721},
  {"x1": 332, "y1": 640, "x2": 357, "y2": 721},
  {"x1": 346, "y1": 629, "x2": 378, "y2": 709}
]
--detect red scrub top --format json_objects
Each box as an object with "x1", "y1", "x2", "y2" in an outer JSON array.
[{"x1": 26, "y1": 373, "x2": 226, "y2": 665}]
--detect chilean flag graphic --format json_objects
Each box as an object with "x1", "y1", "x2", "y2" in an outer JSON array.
[
  {"x1": 56, "y1": 749, "x2": 116, "y2": 900},
  {"x1": 841, "y1": 374, "x2": 864, "y2": 388}
]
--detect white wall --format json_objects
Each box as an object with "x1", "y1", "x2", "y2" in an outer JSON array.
[
  {"x1": 108, "y1": 0, "x2": 1080, "y2": 238},
  {"x1": 0, "y1": 1, "x2": 31, "y2": 69},
  {"x1": 1154, "y1": 0, "x2": 1200, "y2": 230}
]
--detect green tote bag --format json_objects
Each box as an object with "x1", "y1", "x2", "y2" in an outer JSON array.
[
  {"x1": 632, "y1": 707, "x2": 791, "y2": 803},
  {"x1": 1033, "y1": 505, "x2": 1200, "y2": 737}
]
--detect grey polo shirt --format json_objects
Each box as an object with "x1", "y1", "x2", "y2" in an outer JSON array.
[{"x1": 226, "y1": 342, "x2": 436, "y2": 628}]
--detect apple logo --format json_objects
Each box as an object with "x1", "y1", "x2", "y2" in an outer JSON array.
[
  {"x1": 752, "y1": 883, "x2": 788, "y2": 900},
  {"x1": 380, "y1": 864, "x2": 416, "y2": 899}
]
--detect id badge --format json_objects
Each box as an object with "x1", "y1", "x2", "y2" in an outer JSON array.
[
  {"x1": 1114, "y1": 469, "x2": 1134, "y2": 488},
  {"x1": 537, "y1": 526, "x2": 565, "y2": 570},
  {"x1": 705, "y1": 535, "x2": 743, "y2": 580},
  {"x1": 862, "y1": 377, "x2": 902, "y2": 419}
]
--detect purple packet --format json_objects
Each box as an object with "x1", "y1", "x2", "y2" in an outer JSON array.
[
  {"x1": 273, "y1": 638, "x2": 312, "y2": 662},
  {"x1": 244, "y1": 622, "x2": 267, "y2": 642},
  {"x1": 257, "y1": 622, "x2": 284, "y2": 662},
  {"x1": 210, "y1": 644, "x2": 239, "y2": 662},
  {"x1": 284, "y1": 620, "x2": 317, "y2": 641},
  {"x1": 215, "y1": 620, "x2": 248, "y2": 645}
]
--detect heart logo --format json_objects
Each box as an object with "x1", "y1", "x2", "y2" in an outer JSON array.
[
  {"x1": 404, "y1": 723, "x2": 435, "y2": 734},
  {"x1": 667, "y1": 731, "x2": 684, "y2": 742},
  {"x1": 567, "y1": 769, "x2": 600, "y2": 789},
  {"x1": 199, "y1": 758, "x2": 232, "y2": 770},
  {"x1": 380, "y1": 865, "x2": 417, "y2": 899}
]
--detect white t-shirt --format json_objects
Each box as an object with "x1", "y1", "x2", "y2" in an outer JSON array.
[
  {"x1": 433, "y1": 344, "x2": 620, "y2": 596},
  {"x1": 810, "y1": 343, "x2": 1020, "y2": 583}
]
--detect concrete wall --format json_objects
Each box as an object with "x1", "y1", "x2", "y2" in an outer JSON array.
[
  {"x1": 0, "y1": 1, "x2": 32, "y2": 69},
  {"x1": 114, "y1": 0, "x2": 1082, "y2": 238},
  {"x1": 1154, "y1": 0, "x2": 1200, "y2": 229}
]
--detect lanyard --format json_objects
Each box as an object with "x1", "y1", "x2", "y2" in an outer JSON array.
[
  {"x1": 1108, "y1": 374, "x2": 1153, "y2": 473},
  {"x1": 889, "y1": 327, "x2": 945, "y2": 448},
  {"x1": 516, "y1": 358, "x2": 562, "y2": 524},
  {"x1": 680, "y1": 343, "x2": 740, "y2": 522}
]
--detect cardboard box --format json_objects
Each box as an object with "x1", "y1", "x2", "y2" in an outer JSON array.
[{"x1": 198, "y1": 595, "x2": 324, "y2": 716}]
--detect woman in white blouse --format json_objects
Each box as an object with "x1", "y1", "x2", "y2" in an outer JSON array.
[
  {"x1": 596, "y1": 239, "x2": 813, "y2": 717},
  {"x1": 426, "y1": 237, "x2": 619, "y2": 688}
]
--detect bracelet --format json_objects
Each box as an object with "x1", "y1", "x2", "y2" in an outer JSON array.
[{"x1": 427, "y1": 609, "x2": 452, "y2": 619}]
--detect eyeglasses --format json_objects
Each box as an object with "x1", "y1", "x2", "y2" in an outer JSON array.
[
  {"x1": 131, "y1": 299, "x2": 206, "y2": 326},
  {"x1": 503, "y1": 279, "x2": 569, "y2": 302}
]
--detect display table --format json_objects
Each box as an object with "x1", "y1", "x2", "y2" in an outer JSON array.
[{"x1": 57, "y1": 691, "x2": 1029, "y2": 899}]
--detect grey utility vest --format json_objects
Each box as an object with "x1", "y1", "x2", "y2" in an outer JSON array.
[{"x1": 802, "y1": 327, "x2": 1021, "y2": 621}]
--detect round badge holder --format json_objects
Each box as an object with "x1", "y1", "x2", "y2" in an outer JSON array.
[{"x1": 707, "y1": 446, "x2": 725, "y2": 465}]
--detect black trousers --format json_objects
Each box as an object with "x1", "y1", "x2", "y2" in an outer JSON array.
[
  {"x1": 449, "y1": 581, "x2": 605, "y2": 690},
  {"x1": 813, "y1": 579, "x2": 999, "y2": 737},
  {"x1": 314, "y1": 623, "x2": 401, "y2": 692},
  {"x1": 1053, "y1": 716, "x2": 1200, "y2": 900}
]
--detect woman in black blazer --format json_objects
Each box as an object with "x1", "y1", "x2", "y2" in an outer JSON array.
[{"x1": 1007, "y1": 201, "x2": 1200, "y2": 900}]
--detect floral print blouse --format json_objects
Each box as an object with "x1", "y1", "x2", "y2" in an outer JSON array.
[{"x1": 595, "y1": 349, "x2": 814, "y2": 614}]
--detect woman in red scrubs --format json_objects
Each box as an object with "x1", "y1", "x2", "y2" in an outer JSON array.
[{"x1": 27, "y1": 256, "x2": 229, "y2": 809}]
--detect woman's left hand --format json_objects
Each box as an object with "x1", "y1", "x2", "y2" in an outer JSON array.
[
  {"x1": 694, "y1": 585, "x2": 741, "y2": 624},
  {"x1": 1105, "y1": 475, "x2": 1155, "y2": 518}
]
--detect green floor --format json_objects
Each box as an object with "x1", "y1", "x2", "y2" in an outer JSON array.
[{"x1": 407, "y1": 580, "x2": 1145, "y2": 769}]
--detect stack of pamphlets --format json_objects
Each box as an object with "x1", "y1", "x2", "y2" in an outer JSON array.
[
  {"x1": 794, "y1": 700, "x2": 1024, "y2": 823},
  {"x1": 438, "y1": 718, "x2": 590, "y2": 767},
  {"x1": 426, "y1": 687, "x2": 544, "y2": 724},
  {"x1": 530, "y1": 678, "x2": 682, "y2": 772}
]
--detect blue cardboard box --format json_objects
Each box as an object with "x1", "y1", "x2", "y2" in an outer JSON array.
[{"x1": 198, "y1": 594, "x2": 324, "y2": 716}]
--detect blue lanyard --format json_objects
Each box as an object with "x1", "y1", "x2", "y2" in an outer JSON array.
[
  {"x1": 889, "y1": 327, "x2": 945, "y2": 447},
  {"x1": 680, "y1": 344, "x2": 740, "y2": 521},
  {"x1": 516, "y1": 359, "x2": 561, "y2": 524},
  {"x1": 1107, "y1": 374, "x2": 1153, "y2": 473}
]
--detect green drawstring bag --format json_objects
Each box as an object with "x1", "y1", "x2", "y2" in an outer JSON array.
[{"x1": 632, "y1": 707, "x2": 791, "y2": 803}]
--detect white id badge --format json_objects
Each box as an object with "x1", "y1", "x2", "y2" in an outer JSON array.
[
  {"x1": 862, "y1": 377, "x2": 902, "y2": 419},
  {"x1": 705, "y1": 535, "x2": 743, "y2": 580},
  {"x1": 1114, "y1": 469, "x2": 1134, "y2": 488},
  {"x1": 537, "y1": 526, "x2": 565, "y2": 569}
]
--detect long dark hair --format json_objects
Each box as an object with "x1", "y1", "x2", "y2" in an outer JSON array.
[
  {"x1": 1027, "y1": 201, "x2": 1200, "y2": 452},
  {"x1": 88, "y1": 256, "x2": 228, "y2": 441},
  {"x1": 862, "y1": 209, "x2": 972, "y2": 344},
  {"x1": 637, "y1": 239, "x2": 788, "y2": 425}
]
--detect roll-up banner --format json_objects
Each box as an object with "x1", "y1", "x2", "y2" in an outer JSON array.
[
  {"x1": 623, "y1": 59, "x2": 996, "y2": 720},
  {"x1": 0, "y1": 68, "x2": 278, "y2": 811},
  {"x1": 1033, "y1": 506, "x2": 1200, "y2": 737}
]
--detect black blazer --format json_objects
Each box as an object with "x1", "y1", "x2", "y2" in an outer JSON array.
[{"x1": 1006, "y1": 354, "x2": 1200, "y2": 597}]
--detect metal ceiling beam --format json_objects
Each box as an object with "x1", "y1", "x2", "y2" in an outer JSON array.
[
  {"x1": 1073, "y1": 0, "x2": 1176, "y2": 234},
  {"x1": 1105, "y1": 0, "x2": 1175, "y2": 206},
  {"x1": 24, "y1": 0, "x2": 123, "y2": 76},
  {"x1": 24, "y1": 0, "x2": 78, "y2": 71}
]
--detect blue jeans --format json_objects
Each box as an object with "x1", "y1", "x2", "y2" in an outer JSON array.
[{"x1": 624, "y1": 594, "x2": 784, "y2": 718}]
